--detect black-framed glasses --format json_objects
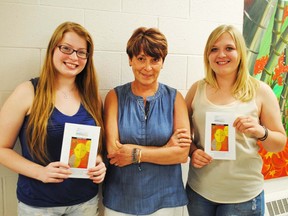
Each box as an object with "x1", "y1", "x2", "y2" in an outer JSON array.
[{"x1": 57, "y1": 45, "x2": 89, "y2": 59}]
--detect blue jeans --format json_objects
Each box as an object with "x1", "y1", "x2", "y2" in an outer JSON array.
[
  {"x1": 186, "y1": 185, "x2": 264, "y2": 216},
  {"x1": 18, "y1": 195, "x2": 99, "y2": 216}
]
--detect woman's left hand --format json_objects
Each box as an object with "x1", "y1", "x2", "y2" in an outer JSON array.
[
  {"x1": 107, "y1": 141, "x2": 134, "y2": 167},
  {"x1": 233, "y1": 116, "x2": 264, "y2": 138},
  {"x1": 87, "y1": 155, "x2": 106, "y2": 183}
]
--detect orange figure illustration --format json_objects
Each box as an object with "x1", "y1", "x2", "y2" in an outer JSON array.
[
  {"x1": 211, "y1": 124, "x2": 228, "y2": 151},
  {"x1": 69, "y1": 137, "x2": 91, "y2": 168}
]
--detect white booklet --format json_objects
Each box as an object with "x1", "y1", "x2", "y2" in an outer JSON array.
[
  {"x1": 204, "y1": 112, "x2": 236, "y2": 160},
  {"x1": 60, "y1": 123, "x2": 100, "y2": 178}
]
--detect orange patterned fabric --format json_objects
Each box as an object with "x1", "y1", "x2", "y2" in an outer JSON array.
[{"x1": 258, "y1": 139, "x2": 288, "y2": 179}]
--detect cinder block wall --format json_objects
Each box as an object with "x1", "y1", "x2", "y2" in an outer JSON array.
[{"x1": 0, "y1": 1, "x2": 244, "y2": 215}]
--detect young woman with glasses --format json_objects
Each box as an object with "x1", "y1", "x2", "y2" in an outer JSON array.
[{"x1": 0, "y1": 21, "x2": 106, "y2": 215}]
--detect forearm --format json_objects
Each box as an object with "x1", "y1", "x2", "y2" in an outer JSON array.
[
  {"x1": 136, "y1": 145, "x2": 189, "y2": 165},
  {"x1": 107, "y1": 127, "x2": 191, "y2": 166},
  {"x1": 0, "y1": 148, "x2": 43, "y2": 180},
  {"x1": 260, "y1": 129, "x2": 286, "y2": 152}
]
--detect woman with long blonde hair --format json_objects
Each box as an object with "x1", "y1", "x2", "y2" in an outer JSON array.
[
  {"x1": 0, "y1": 21, "x2": 106, "y2": 215},
  {"x1": 185, "y1": 24, "x2": 286, "y2": 216}
]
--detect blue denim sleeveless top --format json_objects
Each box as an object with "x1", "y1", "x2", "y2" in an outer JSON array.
[
  {"x1": 103, "y1": 82, "x2": 188, "y2": 214},
  {"x1": 17, "y1": 78, "x2": 99, "y2": 207}
]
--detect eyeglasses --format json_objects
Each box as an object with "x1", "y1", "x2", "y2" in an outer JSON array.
[{"x1": 57, "y1": 45, "x2": 89, "y2": 59}]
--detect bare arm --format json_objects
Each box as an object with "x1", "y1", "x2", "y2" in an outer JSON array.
[
  {"x1": 0, "y1": 81, "x2": 71, "y2": 183},
  {"x1": 185, "y1": 81, "x2": 213, "y2": 168},
  {"x1": 234, "y1": 81, "x2": 286, "y2": 152},
  {"x1": 104, "y1": 90, "x2": 191, "y2": 166},
  {"x1": 185, "y1": 81, "x2": 197, "y2": 154},
  {"x1": 104, "y1": 89, "x2": 120, "y2": 154}
]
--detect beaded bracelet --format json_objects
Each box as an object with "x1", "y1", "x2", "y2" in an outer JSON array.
[{"x1": 258, "y1": 126, "x2": 268, "y2": 141}]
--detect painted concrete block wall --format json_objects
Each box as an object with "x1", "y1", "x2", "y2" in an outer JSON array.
[{"x1": 0, "y1": 0, "x2": 244, "y2": 215}]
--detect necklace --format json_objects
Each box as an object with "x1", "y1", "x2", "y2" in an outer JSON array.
[{"x1": 58, "y1": 87, "x2": 76, "y2": 100}]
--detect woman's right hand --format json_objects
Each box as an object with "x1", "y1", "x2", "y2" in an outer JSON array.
[
  {"x1": 191, "y1": 149, "x2": 213, "y2": 168},
  {"x1": 38, "y1": 162, "x2": 72, "y2": 183},
  {"x1": 165, "y1": 128, "x2": 191, "y2": 148}
]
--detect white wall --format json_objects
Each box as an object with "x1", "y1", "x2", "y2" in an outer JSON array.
[
  {"x1": 0, "y1": 0, "x2": 244, "y2": 215},
  {"x1": 0, "y1": 0, "x2": 244, "y2": 102}
]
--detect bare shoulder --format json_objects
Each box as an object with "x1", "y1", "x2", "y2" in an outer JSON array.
[
  {"x1": 257, "y1": 80, "x2": 276, "y2": 99},
  {"x1": 255, "y1": 80, "x2": 281, "y2": 115},
  {"x1": 185, "y1": 80, "x2": 201, "y2": 102},
  {"x1": 176, "y1": 91, "x2": 185, "y2": 100},
  {"x1": 174, "y1": 91, "x2": 186, "y2": 107},
  {"x1": 14, "y1": 80, "x2": 35, "y2": 94},
  {"x1": 104, "y1": 89, "x2": 118, "y2": 111},
  {"x1": 0, "y1": 80, "x2": 34, "y2": 122},
  {"x1": 4, "y1": 81, "x2": 34, "y2": 112},
  {"x1": 106, "y1": 88, "x2": 116, "y2": 97},
  {"x1": 258, "y1": 80, "x2": 273, "y2": 91},
  {"x1": 104, "y1": 89, "x2": 117, "y2": 103},
  {"x1": 14, "y1": 81, "x2": 35, "y2": 102}
]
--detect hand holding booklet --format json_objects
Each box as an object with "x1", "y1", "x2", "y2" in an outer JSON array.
[{"x1": 60, "y1": 123, "x2": 101, "y2": 178}]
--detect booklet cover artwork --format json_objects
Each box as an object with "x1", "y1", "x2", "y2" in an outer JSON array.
[{"x1": 69, "y1": 137, "x2": 91, "y2": 169}]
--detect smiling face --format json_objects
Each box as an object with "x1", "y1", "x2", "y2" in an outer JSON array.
[
  {"x1": 208, "y1": 32, "x2": 239, "y2": 78},
  {"x1": 130, "y1": 51, "x2": 163, "y2": 86},
  {"x1": 53, "y1": 31, "x2": 88, "y2": 78}
]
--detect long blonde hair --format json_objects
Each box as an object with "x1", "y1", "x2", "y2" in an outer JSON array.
[
  {"x1": 204, "y1": 24, "x2": 259, "y2": 102},
  {"x1": 26, "y1": 22, "x2": 104, "y2": 165}
]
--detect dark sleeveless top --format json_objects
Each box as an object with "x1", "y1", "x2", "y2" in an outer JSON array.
[{"x1": 17, "y1": 78, "x2": 99, "y2": 207}]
